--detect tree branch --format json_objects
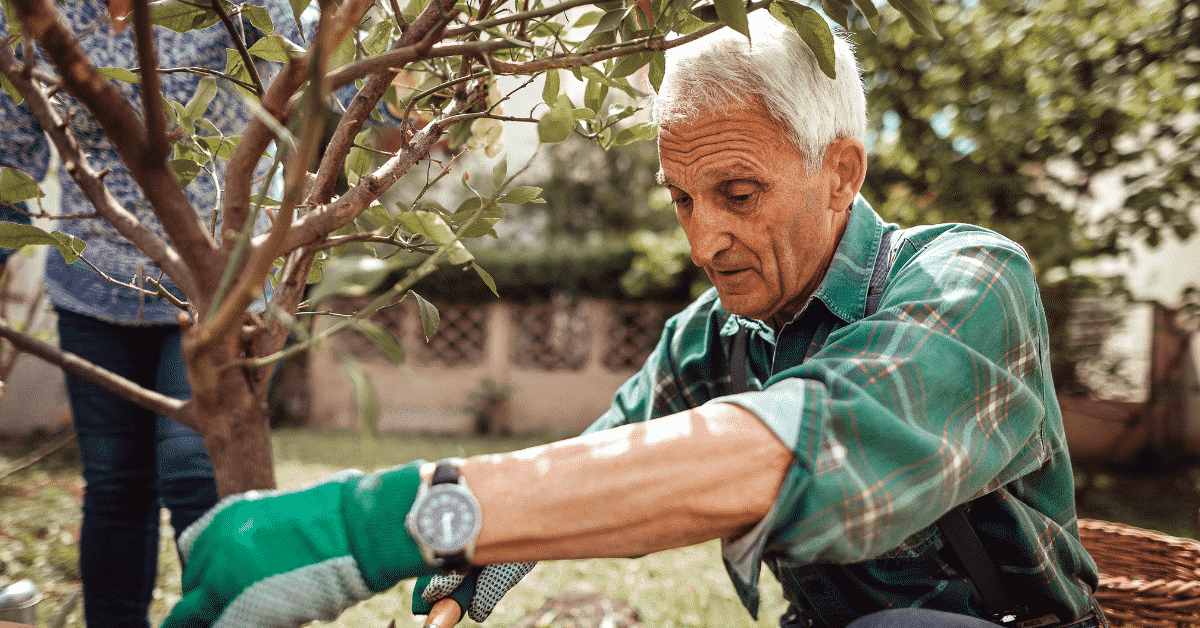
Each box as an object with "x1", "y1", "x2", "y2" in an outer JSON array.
[
  {"x1": 484, "y1": 22, "x2": 725, "y2": 75},
  {"x1": 219, "y1": 58, "x2": 306, "y2": 248},
  {"x1": 131, "y1": 0, "x2": 169, "y2": 164},
  {"x1": 210, "y1": 0, "x2": 264, "y2": 96},
  {"x1": 0, "y1": 318, "x2": 195, "y2": 428},
  {"x1": 273, "y1": 85, "x2": 485, "y2": 251},
  {"x1": 311, "y1": 0, "x2": 459, "y2": 203},
  {"x1": 324, "y1": 39, "x2": 511, "y2": 91}
]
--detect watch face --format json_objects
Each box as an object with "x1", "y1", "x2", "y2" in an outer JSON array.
[{"x1": 413, "y1": 484, "x2": 481, "y2": 553}]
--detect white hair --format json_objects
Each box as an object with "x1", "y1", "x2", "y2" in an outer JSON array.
[{"x1": 653, "y1": 12, "x2": 866, "y2": 174}]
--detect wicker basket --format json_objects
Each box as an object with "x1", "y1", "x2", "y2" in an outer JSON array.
[{"x1": 1078, "y1": 519, "x2": 1200, "y2": 627}]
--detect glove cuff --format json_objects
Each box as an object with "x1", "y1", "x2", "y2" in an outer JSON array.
[{"x1": 342, "y1": 461, "x2": 442, "y2": 591}]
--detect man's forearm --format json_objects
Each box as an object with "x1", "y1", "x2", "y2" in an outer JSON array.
[{"x1": 450, "y1": 403, "x2": 794, "y2": 564}]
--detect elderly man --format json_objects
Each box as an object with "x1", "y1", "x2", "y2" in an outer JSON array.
[{"x1": 162, "y1": 14, "x2": 1104, "y2": 628}]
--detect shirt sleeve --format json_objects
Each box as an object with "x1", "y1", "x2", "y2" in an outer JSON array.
[{"x1": 718, "y1": 227, "x2": 1053, "y2": 568}]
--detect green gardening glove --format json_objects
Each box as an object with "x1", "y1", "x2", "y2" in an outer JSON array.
[{"x1": 162, "y1": 462, "x2": 443, "y2": 628}]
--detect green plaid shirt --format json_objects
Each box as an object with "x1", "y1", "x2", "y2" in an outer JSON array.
[{"x1": 585, "y1": 198, "x2": 1098, "y2": 627}]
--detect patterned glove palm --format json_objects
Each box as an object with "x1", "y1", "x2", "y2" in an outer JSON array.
[
  {"x1": 414, "y1": 562, "x2": 536, "y2": 622},
  {"x1": 162, "y1": 463, "x2": 443, "y2": 628}
]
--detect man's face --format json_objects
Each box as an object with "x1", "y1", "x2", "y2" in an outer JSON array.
[{"x1": 658, "y1": 105, "x2": 850, "y2": 326}]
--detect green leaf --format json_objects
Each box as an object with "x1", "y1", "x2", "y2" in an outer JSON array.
[
  {"x1": 168, "y1": 159, "x2": 202, "y2": 188},
  {"x1": 498, "y1": 185, "x2": 543, "y2": 205},
  {"x1": 538, "y1": 96, "x2": 575, "y2": 144},
  {"x1": 240, "y1": 4, "x2": 274, "y2": 35},
  {"x1": 0, "y1": 167, "x2": 44, "y2": 204},
  {"x1": 0, "y1": 74, "x2": 21, "y2": 105},
  {"x1": 472, "y1": 263, "x2": 499, "y2": 297},
  {"x1": 288, "y1": 0, "x2": 308, "y2": 29},
  {"x1": 542, "y1": 68, "x2": 560, "y2": 107},
  {"x1": 333, "y1": 350, "x2": 380, "y2": 439},
  {"x1": 492, "y1": 157, "x2": 508, "y2": 189},
  {"x1": 713, "y1": 0, "x2": 750, "y2": 39},
  {"x1": 886, "y1": 0, "x2": 941, "y2": 39},
  {"x1": 394, "y1": 210, "x2": 474, "y2": 264},
  {"x1": 412, "y1": 291, "x2": 440, "y2": 342},
  {"x1": 454, "y1": 203, "x2": 505, "y2": 239},
  {"x1": 613, "y1": 122, "x2": 658, "y2": 146},
  {"x1": 149, "y1": 0, "x2": 221, "y2": 33},
  {"x1": 345, "y1": 144, "x2": 372, "y2": 186},
  {"x1": 247, "y1": 35, "x2": 304, "y2": 63},
  {"x1": 572, "y1": 10, "x2": 605, "y2": 29},
  {"x1": 348, "y1": 319, "x2": 406, "y2": 365},
  {"x1": 97, "y1": 67, "x2": 141, "y2": 84},
  {"x1": 0, "y1": 222, "x2": 85, "y2": 264},
  {"x1": 648, "y1": 51, "x2": 666, "y2": 92},
  {"x1": 308, "y1": 255, "x2": 391, "y2": 305},
  {"x1": 1, "y1": 0, "x2": 22, "y2": 40},
  {"x1": 184, "y1": 77, "x2": 218, "y2": 120},
  {"x1": 819, "y1": 0, "x2": 849, "y2": 29},
  {"x1": 847, "y1": 0, "x2": 880, "y2": 32},
  {"x1": 770, "y1": 1, "x2": 836, "y2": 79},
  {"x1": 611, "y1": 51, "x2": 651, "y2": 79},
  {"x1": 591, "y1": 8, "x2": 627, "y2": 34},
  {"x1": 224, "y1": 50, "x2": 253, "y2": 96}
]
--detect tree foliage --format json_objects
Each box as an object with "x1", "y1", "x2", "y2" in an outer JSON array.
[
  {"x1": 854, "y1": 0, "x2": 1199, "y2": 387},
  {"x1": 0, "y1": 0, "x2": 942, "y2": 497}
]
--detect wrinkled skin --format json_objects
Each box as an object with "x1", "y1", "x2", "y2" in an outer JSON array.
[{"x1": 657, "y1": 104, "x2": 866, "y2": 329}]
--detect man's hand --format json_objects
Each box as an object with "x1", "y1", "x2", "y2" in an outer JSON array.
[
  {"x1": 162, "y1": 463, "x2": 441, "y2": 628},
  {"x1": 413, "y1": 562, "x2": 536, "y2": 623}
]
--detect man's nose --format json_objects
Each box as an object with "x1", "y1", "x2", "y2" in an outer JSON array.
[{"x1": 686, "y1": 200, "x2": 732, "y2": 267}]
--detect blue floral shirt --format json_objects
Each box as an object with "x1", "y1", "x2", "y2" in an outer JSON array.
[{"x1": 0, "y1": 0, "x2": 299, "y2": 323}]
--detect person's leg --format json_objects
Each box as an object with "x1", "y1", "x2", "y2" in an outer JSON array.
[
  {"x1": 153, "y1": 328, "x2": 218, "y2": 539},
  {"x1": 57, "y1": 309, "x2": 166, "y2": 628},
  {"x1": 846, "y1": 608, "x2": 999, "y2": 628}
]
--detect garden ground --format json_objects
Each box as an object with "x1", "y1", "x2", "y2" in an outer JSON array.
[{"x1": 1, "y1": 428, "x2": 1198, "y2": 628}]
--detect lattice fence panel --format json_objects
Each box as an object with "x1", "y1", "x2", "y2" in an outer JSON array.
[
  {"x1": 511, "y1": 302, "x2": 590, "y2": 371},
  {"x1": 411, "y1": 303, "x2": 487, "y2": 368},
  {"x1": 602, "y1": 303, "x2": 676, "y2": 371}
]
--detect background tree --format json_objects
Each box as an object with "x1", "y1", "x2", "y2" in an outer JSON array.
[
  {"x1": 854, "y1": 0, "x2": 1199, "y2": 391},
  {"x1": 0, "y1": 0, "x2": 941, "y2": 499}
]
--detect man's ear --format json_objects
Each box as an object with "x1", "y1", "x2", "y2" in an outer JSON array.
[{"x1": 824, "y1": 137, "x2": 867, "y2": 212}]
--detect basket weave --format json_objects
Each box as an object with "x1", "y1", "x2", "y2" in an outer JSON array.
[{"x1": 1078, "y1": 518, "x2": 1200, "y2": 627}]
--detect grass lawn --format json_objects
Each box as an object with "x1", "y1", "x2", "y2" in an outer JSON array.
[{"x1": 1, "y1": 427, "x2": 1198, "y2": 628}]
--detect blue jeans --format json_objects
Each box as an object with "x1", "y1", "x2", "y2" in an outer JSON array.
[{"x1": 56, "y1": 308, "x2": 218, "y2": 628}]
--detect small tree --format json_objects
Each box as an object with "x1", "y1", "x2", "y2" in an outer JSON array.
[{"x1": 0, "y1": 0, "x2": 938, "y2": 498}]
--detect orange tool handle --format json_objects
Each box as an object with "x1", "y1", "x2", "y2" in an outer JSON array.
[{"x1": 423, "y1": 597, "x2": 463, "y2": 628}]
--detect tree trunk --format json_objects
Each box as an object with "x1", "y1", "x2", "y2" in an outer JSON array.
[{"x1": 184, "y1": 326, "x2": 278, "y2": 497}]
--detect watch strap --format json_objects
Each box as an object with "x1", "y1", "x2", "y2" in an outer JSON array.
[{"x1": 432, "y1": 458, "x2": 464, "y2": 485}]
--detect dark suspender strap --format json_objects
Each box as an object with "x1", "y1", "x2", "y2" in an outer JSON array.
[
  {"x1": 729, "y1": 326, "x2": 750, "y2": 394},
  {"x1": 937, "y1": 506, "x2": 1018, "y2": 620},
  {"x1": 865, "y1": 228, "x2": 895, "y2": 317}
]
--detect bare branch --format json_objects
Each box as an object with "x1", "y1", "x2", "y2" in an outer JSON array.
[
  {"x1": 131, "y1": 0, "x2": 169, "y2": 163},
  {"x1": 312, "y1": 0, "x2": 460, "y2": 203},
  {"x1": 485, "y1": 23, "x2": 725, "y2": 75},
  {"x1": 209, "y1": 0, "x2": 264, "y2": 96},
  {"x1": 0, "y1": 318, "x2": 196, "y2": 428},
  {"x1": 325, "y1": 39, "x2": 512, "y2": 90},
  {"x1": 220, "y1": 58, "x2": 306, "y2": 245},
  {"x1": 442, "y1": 0, "x2": 596, "y2": 38},
  {"x1": 273, "y1": 84, "x2": 486, "y2": 251},
  {"x1": 0, "y1": 43, "x2": 200, "y2": 299}
]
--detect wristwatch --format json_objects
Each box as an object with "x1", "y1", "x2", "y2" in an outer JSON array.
[{"x1": 405, "y1": 458, "x2": 482, "y2": 571}]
